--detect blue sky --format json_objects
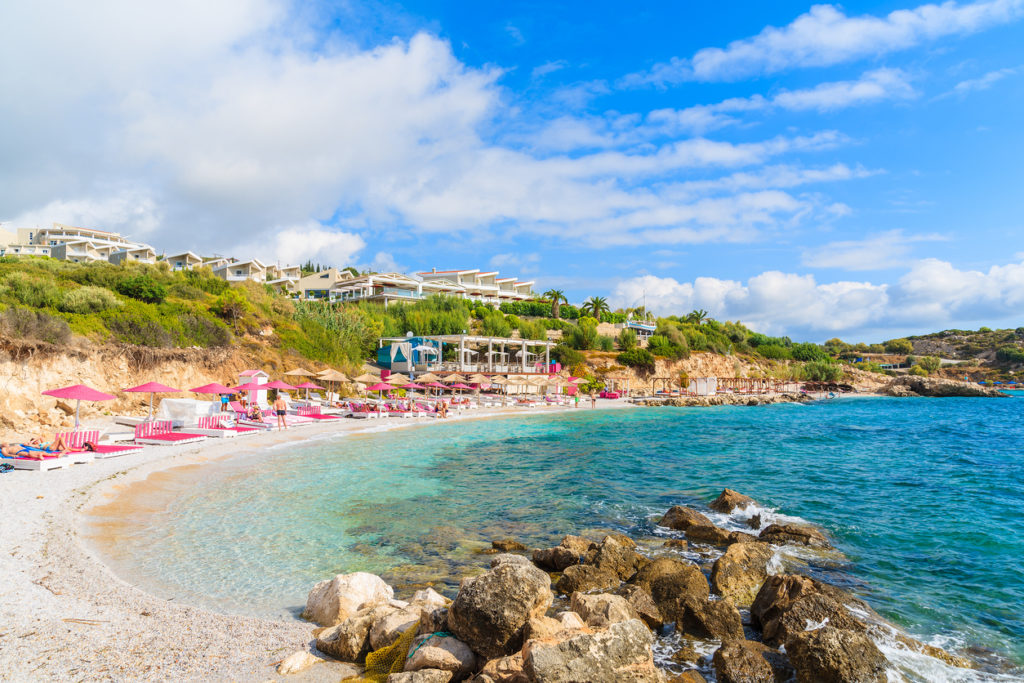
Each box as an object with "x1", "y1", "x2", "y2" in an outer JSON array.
[{"x1": 1, "y1": 0, "x2": 1023, "y2": 341}]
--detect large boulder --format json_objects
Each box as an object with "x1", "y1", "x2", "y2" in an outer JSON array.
[
  {"x1": 410, "y1": 588, "x2": 452, "y2": 611},
  {"x1": 448, "y1": 562, "x2": 553, "y2": 659},
  {"x1": 630, "y1": 557, "x2": 709, "y2": 617},
  {"x1": 303, "y1": 572, "x2": 395, "y2": 626},
  {"x1": 371, "y1": 605, "x2": 423, "y2": 650},
  {"x1": 659, "y1": 506, "x2": 713, "y2": 531},
  {"x1": 522, "y1": 619, "x2": 662, "y2": 683},
  {"x1": 786, "y1": 625, "x2": 887, "y2": 682},
  {"x1": 751, "y1": 575, "x2": 867, "y2": 647},
  {"x1": 684, "y1": 525, "x2": 736, "y2": 546},
  {"x1": 711, "y1": 542, "x2": 775, "y2": 606},
  {"x1": 523, "y1": 613, "x2": 588, "y2": 642},
  {"x1": 709, "y1": 489, "x2": 755, "y2": 513},
  {"x1": 675, "y1": 597, "x2": 744, "y2": 641},
  {"x1": 405, "y1": 634, "x2": 478, "y2": 681},
  {"x1": 493, "y1": 539, "x2": 528, "y2": 552},
  {"x1": 316, "y1": 604, "x2": 393, "y2": 661},
  {"x1": 584, "y1": 536, "x2": 649, "y2": 579},
  {"x1": 277, "y1": 650, "x2": 321, "y2": 675},
  {"x1": 493, "y1": 554, "x2": 534, "y2": 569},
  {"x1": 533, "y1": 535, "x2": 594, "y2": 571},
  {"x1": 570, "y1": 592, "x2": 637, "y2": 628},
  {"x1": 711, "y1": 640, "x2": 774, "y2": 683},
  {"x1": 615, "y1": 584, "x2": 663, "y2": 630},
  {"x1": 758, "y1": 523, "x2": 831, "y2": 548},
  {"x1": 555, "y1": 564, "x2": 619, "y2": 594}
]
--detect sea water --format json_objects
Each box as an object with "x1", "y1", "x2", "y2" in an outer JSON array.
[{"x1": 87, "y1": 397, "x2": 1024, "y2": 675}]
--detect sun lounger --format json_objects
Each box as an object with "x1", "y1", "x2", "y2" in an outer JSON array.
[
  {"x1": 3, "y1": 450, "x2": 72, "y2": 471},
  {"x1": 58, "y1": 429, "x2": 145, "y2": 460},
  {"x1": 133, "y1": 421, "x2": 207, "y2": 446},
  {"x1": 190, "y1": 415, "x2": 260, "y2": 437},
  {"x1": 297, "y1": 405, "x2": 342, "y2": 420}
]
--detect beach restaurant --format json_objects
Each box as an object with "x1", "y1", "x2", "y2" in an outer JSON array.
[{"x1": 378, "y1": 334, "x2": 557, "y2": 375}]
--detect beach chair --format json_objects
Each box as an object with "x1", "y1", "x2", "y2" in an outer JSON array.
[
  {"x1": 3, "y1": 448, "x2": 73, "y2": 471},
  {"x1": 297, "y1": 405, "x2": 342, "y2": 420},
  {"x1": 56, "y1": 428, "x2": 143, "y2": 460},
  {"x1": 191, "y1": 415, "x2": 260, "y2": 437},
  {"x1": 133, "y1": 421, "x2": 207, "y2": 446}
]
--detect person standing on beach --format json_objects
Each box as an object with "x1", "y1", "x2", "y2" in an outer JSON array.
[
  {"x1": 273, "y1": 392, "x2": 288, "y2": 430},
  {"x1": 574, "y1": 393, "x2": 579, "y2": 409},
  {"x1": 590, "y1": 391, "x2": 597, "y2": 409}
]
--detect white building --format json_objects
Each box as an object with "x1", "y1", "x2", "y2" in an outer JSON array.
[
  {"x1": 0, "y1": 221, "x2": 156, "y2": 265},
  {"x1": 417, "y1": 268, "x2": 535, "y2": 306},
  {"x1": 213, "y1": 258, "x2": 266, "y2": 283}
]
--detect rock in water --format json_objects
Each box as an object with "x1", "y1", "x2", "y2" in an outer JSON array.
[
  {"x1": 492, "y1": 553, "x2": 533, "y2": 569},
  {"x1": 712, "y1": 640, "x2": 775, "y2": 683},
  {"x1": 758, "y1": 523, "x2": 831, "y2": 548},
  {"x1": 303, "y1": 572, "x2": 394, "y2": 626},
  {"x1": 492, "y1": 539, "x2": 528, "y2": 552},
  {"x1": 405, "y1": 634, "x2": 477, "y2": 681},
  {"x1": 711, "y1": 542, "x2": 775, "y2": 606},
  {"x1": 630, "y1": 557, "x2": 709, "y2": 617},
  {"x1": 585, "y1": 536, "x2": 649, "y2": 579},
  {"x1": 532, "y1": 545, "x2": 579, "y2": 572},
  {"x1": 448, "y1": 562, "x2": 553, "y2": 659},
  {"x1": 316, "y1": 604, "x2": 393, "y2": 661},
  {"x1": 570, "y1": 592, "x2": 638, "y2": 628},
  {"x1": 659, "y1": 506, "x2": 713, "y2": 531},
  {"x1": 522, "y1": 619, "x2": 662, "y2": 683},
  {"x1": 751, "y1": 575, "x2": 869, "y2": 647},
  {"x1": 709, "y1": 489, "x2": 755, "y2": 513},
  {"x1": 675, "y1": 597, "x2": 744, "y2": 641},
  {"x1": 615, "y1": 584, "x2": 663, "y2": 630},
  {"x1": 786, "y1": 625, "x2": 887, "y2": 683}
]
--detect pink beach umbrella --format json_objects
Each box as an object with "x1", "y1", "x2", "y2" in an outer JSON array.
[
  {"x1": 294, "y1": 381, "x2": 325, "y2": 400},
  {"x1": 124, "y1": 381, "x2": 181, "y2": 420},
  {"x1": 402, "y1": 382, "x2": 426, "y2": 403},
  {"x1": 365, "y1": 382, "x2": 392, "y2": 411},
  {"x1": 265, "y1": 380, "x2": 298, "y2": 391},
  {"x1": 41, "y1": 384, "x2": 116, "y2": 429},
  {"x1": 190, "y1": 382, "x2": 235, "y2": 395}
]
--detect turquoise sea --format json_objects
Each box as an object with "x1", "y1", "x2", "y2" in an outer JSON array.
[{"x1": 88, "y1": 397, "x2": 1024, "y2": 677}]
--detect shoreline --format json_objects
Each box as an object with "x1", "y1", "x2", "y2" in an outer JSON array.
[{"x1": 0, "y1": 401, "x2": 629, "y2": 682}]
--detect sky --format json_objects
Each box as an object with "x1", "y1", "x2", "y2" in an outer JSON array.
[{"x1": 1, "y1": 0, "x2": 1023, "y2": 342}]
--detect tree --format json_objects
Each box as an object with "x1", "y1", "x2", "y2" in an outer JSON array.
[
  {"x1": 212, "y1": 288, "x2": 250, "y2": 332},
  {"x1": 618, "y1": 328, "x2": 637, "y2": 351},
  {"x1": 918, "y1": 356, "x2": 942, "y2": 373},
  {"x1": 686, "y1": 309, "x2": 709, "y2": 325},
  {"x1": 581, "y1": 296, "x2": 610, "y2": 318},
  {"x1": 543, "y1": 289, "x2": 567, "y2": 318},
  {"x1": 884, "y1": 338, "x2": 914, "y2": 355}
]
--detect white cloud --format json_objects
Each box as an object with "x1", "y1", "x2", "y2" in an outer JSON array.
[
  {"x1": 611, "y1": 257, "x2": 1024, "y2": 339},
  {"x1": 370, "y1": 251, "x2": 404, "y2": 273},
  {"x1": 532, "y1": 60, "x2": 568, "y2": 79},
  {"x1": 625, "y1": 0, "x2": 1024, "y2": 85},
  {"x1": 489, "y1": 252, "x2": 541, "y2": 273},
  {"x1": 952, "y1": 65, "x2": 1020, "y2": 93},
  {"x1": 246, "y1": 223, "x2": 366, "y2": 267},
  {"x1": 801, "y1": 230, "x2": 946, "y2": 270},
  {"x1": 11, "y1": 192, "x2": 162, "y2": 238}
]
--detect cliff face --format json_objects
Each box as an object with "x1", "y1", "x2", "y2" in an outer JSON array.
[{"x1": 0, "y1": 338, "x2": 302, "y2": 440}]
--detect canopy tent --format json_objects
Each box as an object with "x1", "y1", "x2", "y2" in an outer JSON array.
[
  {"x1": 41, "y1": 384, "x2": 116, "y2": 429},
  {"x1": 124, "y1": 381, "x2": 181, "y2": 420}
]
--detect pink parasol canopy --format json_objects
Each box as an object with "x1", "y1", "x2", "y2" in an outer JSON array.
[
  {"x1": 190, "y1": 382, "x2": 235, "y2": 395},
  {"x1": 365, "y1": 382, "x2": 392, "y2": 392},
  {"x1": 402, "y1": 383, "x2": 427, "y2": 390},
  {"x1": 426, "y1": 382, "x2": 447, "y2": 388},
  {"x1": 449, "y1": 383, "x2": 473, "y2": 390},
  {"x1": 232, "y1": 382, "x2": 263, "y2": 392},
  {"x1": 265, "y1": 380, "x2": 298, "y2": 390},
  {"x1": 124, "y1": 382, "x2": 181, "y2": 420},
  {"x1": 41, "y1": 384, "x2": 116, "y2": 428}
]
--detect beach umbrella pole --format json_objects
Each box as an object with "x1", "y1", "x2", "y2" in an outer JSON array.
[{"x1": 75, "y1": 399, "x2": 81, "y2": 429}]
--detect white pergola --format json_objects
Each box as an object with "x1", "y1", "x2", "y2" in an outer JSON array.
[{"x1": 379, "y1": 334, "x2": 556, "y2": 373}]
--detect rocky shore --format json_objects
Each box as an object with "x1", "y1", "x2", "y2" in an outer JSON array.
[
  {"x1": 279, "y1": 488, "x2": 977, "y2": 682},
  {"x1": 882, "y1": 375, "x2": 1008, "y2": 397},
  {"x1": 632, "y1": 393, "x2": 814, "y2": 408}
]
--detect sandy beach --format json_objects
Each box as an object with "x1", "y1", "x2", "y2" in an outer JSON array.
[{"x1": 0, "y1": 402, "x2": 630, "y2": 683}]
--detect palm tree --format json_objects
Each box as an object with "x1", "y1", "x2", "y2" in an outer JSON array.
[
  {"x1": 582, "y1": 296, "x2": 610, "y2": 319},
  {"x1": 686, "y1": 308, "x2": 709, "y2": 325},
  {"x1": 543, "y1": 289, "x2": 567, "y2": 318}
]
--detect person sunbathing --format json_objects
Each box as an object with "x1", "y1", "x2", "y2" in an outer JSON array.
[
  {"x1": 247, "y1": 405, "x2": 264, "y2": 421},
  {"x1": 0, "y1": 439, "x2": 66, "y2": 459}
]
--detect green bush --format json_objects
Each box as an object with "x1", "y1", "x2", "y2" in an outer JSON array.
[
  {"x1": 907, "y1": 365, "x2": 928, "y2": 376},
  {"x1": 884, "y1": 338, "x2": 913, "y2": 354},
  {"x1": 790, "y1": 342, "x2": 827, "y2": 362},
  {"x1": 0, "y1": 272, "x2": 63, "y2": 308},
  {"x1": 183, "y1": 267, "x2": 229, "y2": 295},
  {"x1": 551, "y1": 343, "x2": 584, "y2": 368},
  {"x1": 59, "y1": 286, "x2": 122, "y2": 314},
  {"x1": 618, "y1": 329, "x2": 637, "y2": 351},
  {"x1": 996, "y1": 346, "x2": 1024, "y2": 364},
  {"x1": 617, "y1": 348, "x2": 656, "y2": 375},
  {"x1": 597, "y1": 335, "x2": 615, "y2": 352},
  {"x1": 567, "y1": 318, "x2": 598, "y2": 350},
  {"x1": 0, "y1": 307, "x2": 72, "y2": 344},
  {"x1": 104, "y1": 308, "x2": 174, "y2": 347},
  {"x1": 116, "y1": 273, "x2": 167, "y2": 304},
  {"x1": 480, "y1": 309, "x2": 511, "y2": 337},
  {"x1": 757, "y1": 344, "x2": 792, "y2": 360},
  {"x1": 917, "y1": 356, "x2": 942, "y2": 373},
  {"x1": 179, "y1": 313, "x2": 231, "y2": 347},
  {"x1": 802, "y1": 359, "x2": 843, "y2": 382}
]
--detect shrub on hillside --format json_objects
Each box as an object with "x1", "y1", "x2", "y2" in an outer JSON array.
[
  {"x1": 917, "y1": 355, "x2": 942, "y2": 373},
  {"x1": 567, "y1": 318, "x2": 598, "y2": 350},
  {"x1": 116, "y1": 274, "x2": 167, "y2": 304},
  {"x1": 756, "y1": 344, "x2": 792, "y2": 360},
  {"x1": 59, "y1": 286, "x2": 122, "y2": 314},
  {"x1": 996, "y1": 346, "x2": 1024, "y2": 364},
  {"x1": 597, "y1": 335, "x2": 615, "y2": 352},
  {"x1": 179, "y1": 313, "x2": 231, "y2": 347},
  {"x1": 617, "y1": 348, "x2": 656, "y2": 375},
  {"x1": 884, "y1": 338, "x2": 913, "y2": 354},
  {"x1": 802, "y1": 359, "x2": 843, "y2": 382},
  {"x1": 907, "y1": 365, "x2": 928, "y2": 376},
  {"x1": 104, "y1": 309, "x2": 174, "y2": 347},
  {"x1": 618, "y1": 329, "x2": 637, "y2": 351},
  {"x1": 0, "y1": 272, "x2": 63, "y2": 309},
  {"x1": 551, "y1": 343, "x2": 584, "y2": 368},
  {"x1": 0, "y1": 307, "x2": 72, "y2": 344},
  {"x1": 790, "y1": 342, "x2": 827, "y2": 362}
]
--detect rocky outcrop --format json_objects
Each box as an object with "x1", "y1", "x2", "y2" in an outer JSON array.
[
  {"x1": 316, "y1": 604, "x2": 394, "y2": 661},
  {"x1": 659, "y1": 506, "x2": 713, "y2": 531},
  {"x1": 786, "y1": 625, "x2": 887, "y2": 683},
  {"x1": 709, "y1": 489, "x2": 755, "y2": 513},
  {"x1": 554, "y1": 564, "x2": 619, "y2": 594},
  {"x1": 388, "y1": 671, "x2": 454, "y2": 683},
  {"x1": 448, "y1": 562, "x2": 554, "y2": 659},
  {"x1": 532, "y1": 535, "x2": 594, "y2": 571},
  {"x1": 711, "y1": 542, "x2": 775, "y2": 606},
  {"x1": 675, "y1": 597, "x2": 744, "y2": 641},
  {"x1": 758, "y1": 523, "x2": 831, "y2": 548},
  {"x1": 629, "y1": 557, "x2": 709, "y2": 620},
  {"x1": 615, "y1": 584, "x2": 663, "y2": 630},
  {"x1": 711, "y1": 640, "x2": 774, "y2": 683},
  {"x1": 492, "y1": 539, "x2": 528, "y2": 552},
  {"x1": 371, "y1": 605, "x2": 422, "y2": 650},
  {"x1": 751, "y1": 575, "x2": 866, "y2": 647},
  {"x1": 302, "y1": 572, "x2": 395, "y2": 626},
  {"x1": 584, "y1": 536, "x2": 649, "y2": 580},
  {"x1": 522, "y1": 619, "x2": 662, "y2": 683},
  {"x1": 685, "y1": 525, "x2": 756, "y2": 546},
  {"x1": 405, "y1": 634, "x2": 478, "y2": 681},
  {"x1": 471, "y1": 653, "x2": 529, "y2": 683},
  {"x1": 570, "y1": 592, "x2": 637, "y2": 628},
  {"x1": 492, "y1": 554, "x2": 534, "y2": 569},
  {"x1": 883, "y1": 375, "x2": 1006, "y2": 398},
  {"x1": 636, "y1": 393, "x2": 813, "y2": 408}
]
